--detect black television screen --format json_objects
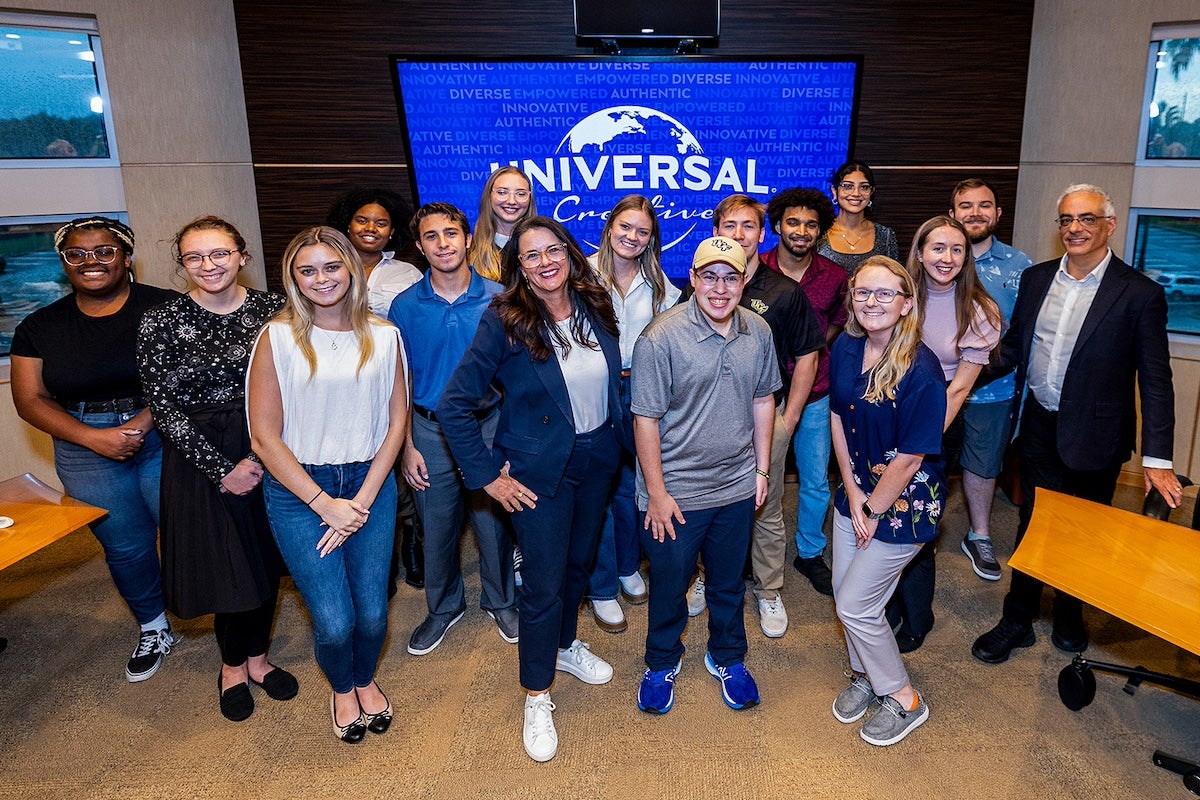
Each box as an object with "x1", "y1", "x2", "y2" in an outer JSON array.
[
  {"x1": 575, "y1": 0, "x2": 720, "y2": 40},
  {"x1": 392, "y1": 57, "x2": 860, "y2": 278}
]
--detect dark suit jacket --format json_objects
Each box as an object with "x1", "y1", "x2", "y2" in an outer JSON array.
[
  {"x1": 437, "y1": 304, "x2": 628, "y2": 498},
  {"x1": 998, "y1": 253, "x2": 1174, "y2": 471}
]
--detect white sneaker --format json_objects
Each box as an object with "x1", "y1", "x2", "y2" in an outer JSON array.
[
  {"x1": 590, "y1": 598, "x2": 627, "y2": 634},
  {"x1": 522, "y1": 693, "x2": 557, "y2": 762},
  {"x1": 618, "y1": 571, "x2": 648, "y2": 604},
  {"x1": 686, "y1": 576, "x2": 707, "y2": 617},
  {"x1": 555, "y1": 639, "x2": 613, "y2": 685},
  {"x1": 758, "y1": 595, "x2": 789, "y2": 638}
]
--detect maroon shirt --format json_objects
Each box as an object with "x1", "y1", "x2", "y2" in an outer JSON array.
[{"x1": 760, "y1": 248, "x2": 848, "y2": 401}]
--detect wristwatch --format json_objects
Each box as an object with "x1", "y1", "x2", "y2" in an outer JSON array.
[{"x1": 861, "y1": 500, "x2": 885, "y2": 520}]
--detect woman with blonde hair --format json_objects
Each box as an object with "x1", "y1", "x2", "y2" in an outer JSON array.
[
  {"x1": 248, "y1": 226, "x2": 408, "y2": 743},
  {"x1": 584, "y1": 195, "x2": 679, "y2": 632},
  {"x1": 468, "y1": 166, "x2": 537, "y2": 281},
  {"x1": 828, "y1": 255, "x2": 945, "y2": 747}
]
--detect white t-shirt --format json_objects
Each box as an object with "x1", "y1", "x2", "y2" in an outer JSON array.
[{"x1": 552, "y1": 316, "x2": 608, "y2": 434}]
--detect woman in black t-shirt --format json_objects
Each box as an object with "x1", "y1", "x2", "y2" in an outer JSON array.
[{"x1": 10, "y1": 217, "x2": 179, "y2": 683}]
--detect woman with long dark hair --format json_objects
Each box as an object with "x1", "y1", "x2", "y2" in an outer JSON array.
[
  {"x1": 138, "y1": 216, "x2": 295, "y2": 721},
  {"x1": 438, "y1": 216, "x2": 625, "y2": 763},
  {"x1": 816, "y1": 161, "x2": 900, "y2": 275}
]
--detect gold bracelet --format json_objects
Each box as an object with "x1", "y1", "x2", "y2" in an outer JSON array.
[{"x1": 755, "y1": 468, "x2": 769, "y2": 479}]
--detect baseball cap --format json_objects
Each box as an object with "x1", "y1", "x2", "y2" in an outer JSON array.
[{"x1": 692, "y1": 236, "x2": 746, "y2": 274}]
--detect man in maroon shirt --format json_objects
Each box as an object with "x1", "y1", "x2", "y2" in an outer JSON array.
[{"x1": 761, "y1": 187, "x2": 848, "y2": 596}]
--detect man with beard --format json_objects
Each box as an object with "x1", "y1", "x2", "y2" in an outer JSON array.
[
  {"x1": 761, "y1": 188, "x2": 847, "y2": 596},
  {"x1": 947, "y1": 179, "x2": 1033, "y2": 581}
]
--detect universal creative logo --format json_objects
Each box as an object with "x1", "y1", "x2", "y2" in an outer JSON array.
[{"x1": 490, "y1": 105, "x2": 768, "y2": 252}]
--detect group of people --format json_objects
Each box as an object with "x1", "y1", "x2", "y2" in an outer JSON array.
[{"x1": 9, "y1": 159, "x2": 1179, "y2": 762}]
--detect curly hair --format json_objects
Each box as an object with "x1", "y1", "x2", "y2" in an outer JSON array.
[
  {"x1": 766, "y1": 187, "x2": 836, "y2": 236},
  {"x1": 325, "y1": 188, "x2": 414, "y2": 252}
]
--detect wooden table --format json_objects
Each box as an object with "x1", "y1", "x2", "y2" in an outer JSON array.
[
  {"x1": 0, "y1": 473, "x2": 106, "y2": 571},
  {"x1": 1009, "y1": 489, "x2": 1200, "y2": 656}
]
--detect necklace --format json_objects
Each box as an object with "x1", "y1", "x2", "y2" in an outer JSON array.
[
  {"x1": 319, "y1": 327, "x2": 345, "y2": 350},
  {"x1": 837, "y1": 228, "x2": 863, "y2": 251}
]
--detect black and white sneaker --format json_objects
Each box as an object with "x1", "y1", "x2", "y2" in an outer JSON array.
[
  {"x1": 126, "y1": 627, "x2": 180, "y2": 683},
  {"x1": 961, "y1": 534, "x2": 1002, "y2": 581}
]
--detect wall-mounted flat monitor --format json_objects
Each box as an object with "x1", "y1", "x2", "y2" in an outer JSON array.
[
  {"x1": 391, "y1": 57, "x2": 860, "y2": 279},
  {"x1": 574, "y1": 0, "x2": 720, "y2": 41}
]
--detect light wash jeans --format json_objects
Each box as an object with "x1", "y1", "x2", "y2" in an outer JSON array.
[{"x1": 792, "y1": 395, "x2": 832, "y2": 559}]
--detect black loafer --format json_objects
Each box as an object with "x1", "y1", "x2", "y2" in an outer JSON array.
[
  {"x1": 972, "y1": 618, "x2": 1036, "y2": 664},
  {"x1": 793, "y1": 556, "x2": 834, "y2": 597},
  {"x1": 250, "y1": 665, "x2": 299, "y2": 701},
  {"x1": 895, "y1": 630, "x2": 926, "y2": 654},
  {"x1": 218, "y1": 674, "x2": 254, "y2": 722}
]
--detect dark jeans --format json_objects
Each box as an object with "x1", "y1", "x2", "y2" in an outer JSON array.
[
  {"x1": 511, "y1": 424, "x2": 619, "y2": 692},
  {"x1": 1002, "y1": 398, "x2": 1121, "y2": 626},
  {"x1": 641, "y1": 497, "x2": 755, "y2": 671}
]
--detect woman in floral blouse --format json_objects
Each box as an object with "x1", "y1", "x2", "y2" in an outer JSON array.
[
  {"x1": 827, "y1": 255, "x2": 946, "y2": 748},
  {"x1": 138, "y1": 216, "x2": 296, "y2": 722}
]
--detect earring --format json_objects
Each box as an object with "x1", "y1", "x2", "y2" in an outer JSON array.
[{"x1": 868, "y1": 200, "x2": 873, "y2": 208}]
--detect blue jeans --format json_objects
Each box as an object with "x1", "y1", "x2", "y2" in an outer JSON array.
[
  {"x1": 641, "y1": 498, "x2": 754, "y2": 671},
  {"x1": 793, "y1": 395, "x2": 832, "y2": 559},
  {"x1": 263, "y1": 463, "x2": 396, "y2": 694},
  {"x1": 53, "y1": 410, "x2": 164, "y2": 625},
  {"x1": 586, "y1": 454, "x2": 640, "y2": 600}
]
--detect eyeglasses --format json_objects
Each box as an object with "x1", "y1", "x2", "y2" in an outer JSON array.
[
  {"x1": 837, "y1": 182, "x2": 873, "y2": 194},
  {"x1": 694, "y1": 270, "x2": 742, "y2": 288},
  {"x1": 179, "y1": 249, "x2": 240, "y2": 268},
  {"x1": 61, "y1": 245, "x2": 120, "y2": 266},
  {"x1": 494, "y1": 188, "x2": 530, "y2": 201},
  {"x1": 1055, "y1": 214, "x2": 1111, "y2": 229},
  {"x1": 851, "y1": 287, "x2": 906, "y2": 304},
  {"x1": 518, "y1": 243, "x2": 568, "y2": 268}
]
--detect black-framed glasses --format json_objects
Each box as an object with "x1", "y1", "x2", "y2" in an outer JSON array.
[
  {"x1": 61, "y1": 245, "x2": 120, "y2": 266},
  {"x1": 179, "y1": 249, "x2": 240, "y2": 268},
  {"x1": 837, "y1": 182, "x2": 873, "y2": 194},
  {"x1": 694, "y1": 270, "x2": 742, "y2": 288},
  {"x1": 851, "y1": 287, "x2": 906, "y2": 304},
  {"x1": 1055, "y1": 214, "x2": 1111, "y2": 229},
  {"x1": 518, "y1": 243, "x2": 568, "y2": 268}
]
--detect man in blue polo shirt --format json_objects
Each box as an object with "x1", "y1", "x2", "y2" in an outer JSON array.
[{"x1": 389, "y1": 202, "x2": 518, "y2": 655}]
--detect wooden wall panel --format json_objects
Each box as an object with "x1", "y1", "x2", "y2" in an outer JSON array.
[{"x1": 233, "y1": 0, "x2": 1035, "y2": 279}]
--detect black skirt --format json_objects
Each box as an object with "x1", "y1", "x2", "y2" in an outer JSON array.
[{"x1": 160, "y1": 402, "x2": 284, "y2": 619}]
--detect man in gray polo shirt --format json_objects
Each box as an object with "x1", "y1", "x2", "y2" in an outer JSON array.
[{"x1": 631, "y1": 236, "x2": 781, "y2": 715}]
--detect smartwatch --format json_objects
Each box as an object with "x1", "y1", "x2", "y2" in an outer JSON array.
[{"x1": 861, "y1": 500, "x2": 885, "y2": 520}]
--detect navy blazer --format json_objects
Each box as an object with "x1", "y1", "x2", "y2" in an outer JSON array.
[
  {"x1": 437, "y1": 304, "x2": 629, "y2": 498},
  {"x1": 998, "y1": 254, "x2": 1174, "y2": 471}
]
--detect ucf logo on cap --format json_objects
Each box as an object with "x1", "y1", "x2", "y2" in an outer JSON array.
[{"x1": 692, "y1": 236, "x2": 747, "y2": 274}]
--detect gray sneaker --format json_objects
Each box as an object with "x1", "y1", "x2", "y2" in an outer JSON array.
[
  {"x1": 832, "y1": 674, "x2": 877, "y2": 723},
  {"x1": 961, "y1": 534, "x2": 1002, "y2": 581},
  {"x1": 486, "y1": 608, "x2": 519, "y2": 644},
  {"x1": 860, "y1": 693, "x2": 929, "y2": 746},
  {"x1": 407, "y1": 610, "x2": 465, "y2": 656}
]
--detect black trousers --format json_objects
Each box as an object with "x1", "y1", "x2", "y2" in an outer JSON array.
[{"x1": 1001, "y1": 398, "x2": 1122, "y2": 626}]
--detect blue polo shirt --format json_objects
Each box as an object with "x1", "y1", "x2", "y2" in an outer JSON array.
[
  {"x1": 968, "y1": 238, "x2": 1033, "y2": 404},
  {"x1": 388, "y1": 268, "x2": 502, "y2": 410},
  {"x1": 830, "y1": 334, "x2": 947, "y2": 544}
]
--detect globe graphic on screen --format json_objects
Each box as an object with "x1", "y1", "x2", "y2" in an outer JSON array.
[{"x1": 555, "y1": 106, "x2": 703, "y2": 155}]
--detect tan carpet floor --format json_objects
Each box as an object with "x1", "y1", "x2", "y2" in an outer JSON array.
[{"x1": 1, "y1": 480, "x2": 1197, "y2": 799}]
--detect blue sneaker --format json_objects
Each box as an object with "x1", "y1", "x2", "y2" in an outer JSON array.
[
  {"x1": 704, "y1": 652, "x2": 760, "y2": 710},
  {"x1": 637, "y1": 660, "x2": 682, "y2": 714}
]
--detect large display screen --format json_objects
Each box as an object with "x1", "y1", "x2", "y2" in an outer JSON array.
[{"x1": 392, "y1": 57, "x2": 860, "y2": 278}]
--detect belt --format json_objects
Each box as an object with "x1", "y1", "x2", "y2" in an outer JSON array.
[
  {"x1": 414, "y1": 404, "x2": 495, "y2": 424},
  {"x1": 72, "y1": 397, "x2": 145, "y2": 414}
]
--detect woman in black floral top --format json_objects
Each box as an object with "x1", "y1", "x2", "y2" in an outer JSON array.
[{"x1": 138, "y1": 216, "x2": 296, "y2": 722}]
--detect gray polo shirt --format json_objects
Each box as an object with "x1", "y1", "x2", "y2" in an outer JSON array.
[{"x1": 631, "y1": 295, "x2": 782, "y2": 512}]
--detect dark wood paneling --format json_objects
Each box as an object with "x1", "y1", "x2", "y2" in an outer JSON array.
[{"x1": 233, "y1": 1, "x2": 1035, "y2": 269}]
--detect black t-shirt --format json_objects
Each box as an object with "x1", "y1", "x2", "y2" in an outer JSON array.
[
  {"x1": 683, "y1": 263, "x2": 823, "y2": 398},
  {"x1": 11, "y1": 282, "x2": 179, "y2": 404}
]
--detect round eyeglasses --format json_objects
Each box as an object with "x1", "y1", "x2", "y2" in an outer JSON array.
[
  {"x1": 179, "y1": 249, "x2": 240, "y2": 269},
  {"x1": 61, "y1": 246, "x2": 121, "y2": 266}
]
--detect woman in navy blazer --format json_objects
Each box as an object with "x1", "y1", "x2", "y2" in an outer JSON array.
[{"x1": 438, "y1": 216, "x2": 625, "y2": 763}]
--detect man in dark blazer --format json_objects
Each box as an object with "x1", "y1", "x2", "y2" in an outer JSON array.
[{"x1": 972, "y1": 183, "x2": 1181, "y2": 664}]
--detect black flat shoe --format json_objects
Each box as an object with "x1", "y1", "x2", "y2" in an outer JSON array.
[
  {"x1": 331, "y1": 692, "x2": 366, "y2": 744},
  {"x1": 359, "y1": 684, "x2": 393, "y2": 734},
  {"x1": 219, "y1": 674, "x2": 254, "y2": 722},
  {"x1": 895, "y1": 630, "x2": 926, "y2": 654},
  {"x1": 250, "y1": 665, "x2": 299, "y2": 701}
]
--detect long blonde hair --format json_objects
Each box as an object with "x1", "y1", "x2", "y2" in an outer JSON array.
[
  {"x1": 844, "y1": 255, "x2": 923, "y2": 403},
  {"x1": 276, "y1": 226, "x2": 383, "y2": 378},
  {"x1": 468, "y1": 166, "x2": 537, "y2": 280},
  {"x1": 593, "y1": 194, "x2": 670, "y2": 311}
]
